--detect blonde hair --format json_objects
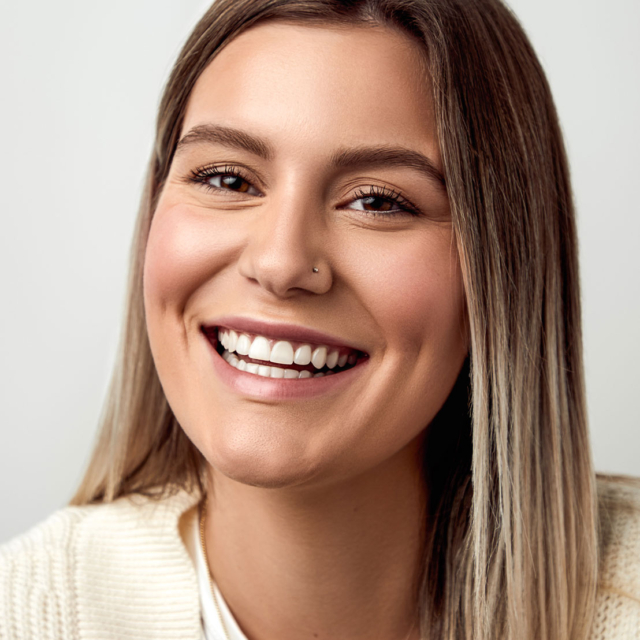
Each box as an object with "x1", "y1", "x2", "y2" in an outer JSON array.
[{"x1": 71, "y1": 1, "x2": 598, "y2": 638}]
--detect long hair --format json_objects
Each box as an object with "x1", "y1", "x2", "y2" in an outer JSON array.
[{"x1": 71, "y1": 1, "x2": 598, "y2": 638}]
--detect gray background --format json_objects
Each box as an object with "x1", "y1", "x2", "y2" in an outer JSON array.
[{"x1": 1, "y1": 0, "x2": 638, "y2": 544}]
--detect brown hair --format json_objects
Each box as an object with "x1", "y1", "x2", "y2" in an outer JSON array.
[{"x1": 71, "y1": 1, "x2": 598, "y2": 638}]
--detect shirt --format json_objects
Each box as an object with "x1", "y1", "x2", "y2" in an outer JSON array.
[{"x1": 184, "y1": 503, "x2": 248, "y2": 640}]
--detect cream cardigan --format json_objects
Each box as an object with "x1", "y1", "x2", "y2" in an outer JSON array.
[{"x1": 1, "y1": 476, "x2": 638, "y2": 639}]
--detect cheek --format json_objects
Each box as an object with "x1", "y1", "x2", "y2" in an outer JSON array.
[
  {"x1": 142, "y1": 202, "x2": 245, "y2": 430},
  {"x1": 143, "y1": 204, "x2": 230, "y2": 312},
  {"x1": 344, "y1": 229, "x2": 466, "y2": 358}
]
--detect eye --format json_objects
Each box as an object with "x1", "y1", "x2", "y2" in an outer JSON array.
[
  {"x1": 350, "y1": 195, "x2": 398, "y2": 213},
  {"x1": 208, "y1": 174, "x2": 254, "y2": 193},
  {"x1": 346, "y1": 186, "x2": 422, "y2": 217},
  {"x1": 189, "y1": 164, "x2": 262, "y2": 196}
]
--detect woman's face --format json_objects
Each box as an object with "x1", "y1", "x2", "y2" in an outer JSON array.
[{"x1": 144, "y1": 22, "x2": 468, "y2": 489}]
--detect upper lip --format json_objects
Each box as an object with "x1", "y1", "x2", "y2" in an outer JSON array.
[{"x1": 201, "y1": 315, "x2": 367, "y2": 353}]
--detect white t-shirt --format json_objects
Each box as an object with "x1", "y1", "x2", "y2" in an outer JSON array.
[{"x1": 184, "y1": 504, "x2": 249, "y2": 640}]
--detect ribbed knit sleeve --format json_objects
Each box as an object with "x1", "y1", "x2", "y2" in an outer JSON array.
[
  {"x1": 73, "y1": 491, "x2": 201, "y2": 640},
  {"x1": 0, "y1": 506, "x2": 86, "y2": 639},
  {"x1": 590, "y1": 476, "x2": 640, "y2": 640},
  {"x1": 0, "y1": 490, "x2": 203, "y2": 640}
]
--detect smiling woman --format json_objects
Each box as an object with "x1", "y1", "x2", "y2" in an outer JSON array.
[
  {"x1": 1, "y1": 1, "x2": 639, "y2": 640},
  {"x1": 144, "y1": 23, "x2": 466, "y2": 503}
]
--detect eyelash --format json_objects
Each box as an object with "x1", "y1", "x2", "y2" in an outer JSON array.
[
  {"x1": 188, "y1": 164, "x2": 256, "y2": 193},
  {"x1": 351, "y1": 185, "x2": 422, "y2": 217},
  {"x1": 188, "y1": 164, "x2": 423, "y2": 217}
]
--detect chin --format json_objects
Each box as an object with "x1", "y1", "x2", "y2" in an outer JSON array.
[{"x1": 204, "y1": 433, "x2": 322, "y2": 490}]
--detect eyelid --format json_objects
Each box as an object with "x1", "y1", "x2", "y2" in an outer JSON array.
[
  {"x1": 187, "y1": 162, "x2": 266, "y2": 195},
  {"x1": 345, "y1": 184, "x2": 424, "y2": 217}
]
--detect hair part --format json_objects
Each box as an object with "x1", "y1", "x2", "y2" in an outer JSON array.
[{"x1": 71, "y1": 1, "x2": 598, "y2": 638}]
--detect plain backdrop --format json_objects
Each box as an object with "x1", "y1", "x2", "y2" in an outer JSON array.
[{"x1": 0, "y1": 0, "x2": 638, "y2": 544}]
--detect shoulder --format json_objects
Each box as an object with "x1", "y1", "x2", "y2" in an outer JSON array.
[
  {"x1": 0, "y1": 488, "x2": 202, "y2": 640},
  {"x1": 0, "y1": 502, "x2": 92, "y2": 638},
  {"x1": 0, "y1": 487, "x2": 199, "y2": 565},
  {"x1": 591, "y1": 474, "x2": 640, "y2": 639},
  {"x1": 596, "y1": 473, "x2": 640, "y2": 590}
]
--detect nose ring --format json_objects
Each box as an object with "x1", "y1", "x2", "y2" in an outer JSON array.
[{"x1": 312, "y1": 267, "x2": 319, "y2": 273}]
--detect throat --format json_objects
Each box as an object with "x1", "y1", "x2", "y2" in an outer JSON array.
[{"x1": 202, "y1": 456, "x2": 426, "y2": 640}]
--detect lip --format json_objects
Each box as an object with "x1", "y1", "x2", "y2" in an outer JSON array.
[
  {"x1": 205, "y1": 332, "x2": 370, "y2": 401},
  {"x1": 201, "y1": 315, "x2": 368, "y2": 353}
]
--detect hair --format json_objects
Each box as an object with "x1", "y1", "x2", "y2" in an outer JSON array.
[{"x1": 70, "y1": 1, "x2": 599, "y2": 638}]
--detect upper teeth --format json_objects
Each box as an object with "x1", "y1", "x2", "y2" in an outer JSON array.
[{"x1": 218, "y1": 329, "x2": 357, "y2": 370}]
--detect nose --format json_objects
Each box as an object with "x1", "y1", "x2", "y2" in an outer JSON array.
[{"x1": 236, "y1": 190, "x2": 333, "y2": 299}]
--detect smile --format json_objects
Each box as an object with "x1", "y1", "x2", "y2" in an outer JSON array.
[{"x1": 204, "y1": 326, "x2": 367, "y2": 380}]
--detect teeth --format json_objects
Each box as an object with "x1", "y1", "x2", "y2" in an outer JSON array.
[
  {"x1": 270, "y1": 340, "x2": 294, "y2": 365},
  {"x1": 294, "y1": 345, "x2": 312, "y2": 365},
  {"x1": 311, "y1": 346, "x2": 327, "y2": 369},
  {"x1": 257, "y1": 365, "x2": 271, "y2": 377},
  {"x1": 236, "y1": 334, "x2": 251, "y2": 356},
  {"x1": 326, "y1": 349, "x2": 339, "y2": 369},
  {"x1": 248, "y1": 336, "x2": 271, "y2": 361},
  {"x1": 223, "y1": 348, "x2": 359, "y2": 379},
  {"x1": 216, "y1": 327, "x2": 362, "y2": 375},
  {"x1": 224, "y1": 350, "x2": 319, "y2": 379}
]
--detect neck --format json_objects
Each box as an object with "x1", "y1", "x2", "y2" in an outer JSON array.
[{"x1": 203, "y1": 439, "x2": 426, "y2": 640}]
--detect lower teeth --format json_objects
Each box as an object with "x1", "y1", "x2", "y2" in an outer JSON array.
[{"x1": 222, "y1": 349, "x2": 346, "y2": 379}]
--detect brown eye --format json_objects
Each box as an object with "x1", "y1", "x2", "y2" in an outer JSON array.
[
  {"x1": 360, "y1": 196, "x2": 394, "y2": 212},
  {"x1": 192, "y1": 167, "x2": 262, "y2": 196},
  {"x1": 345, "y1": 186, "x2": 422, "y2": 217},
  {"x1": 212, "y1": 174, "x2": 252, "y2": 193},
  {"x1": 348, "y1": 194, "x2": 405, "y2": 215}
]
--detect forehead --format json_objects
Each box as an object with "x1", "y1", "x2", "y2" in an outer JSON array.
[{"x1": 182, "y1": 22, "x2": 438, "y2": 156}]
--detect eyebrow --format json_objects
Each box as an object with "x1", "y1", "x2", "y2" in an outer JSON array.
[
  {"x1": 176, "y1": 123, "x2": 445, "y2": 189},
  {"x1": 176, "y1": 124, "x2": 274, "y2": 160},
  {"x1": 330, "y1": 146, "x2": 445, "y2": 190}
]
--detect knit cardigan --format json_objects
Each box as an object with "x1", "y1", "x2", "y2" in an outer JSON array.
[{"x1": 1, "y1": 476, "x2": 639, "y2": 639}]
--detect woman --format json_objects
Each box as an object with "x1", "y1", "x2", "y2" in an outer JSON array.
[{"x1": 1, "y1": 0, "x2": 638, "y2": 639}]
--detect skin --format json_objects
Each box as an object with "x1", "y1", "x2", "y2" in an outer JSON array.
[{"x1": 144, "y1": 22, "x2": 468, "y2": 640}]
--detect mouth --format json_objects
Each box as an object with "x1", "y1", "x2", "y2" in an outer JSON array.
[{"x1": 201, "y1": 325, "x2": 369, "y2": 380}]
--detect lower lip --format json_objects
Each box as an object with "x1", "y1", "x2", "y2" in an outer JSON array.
[{"x1": 206, "y1": 336, "x2": 369, "y2": 400}]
